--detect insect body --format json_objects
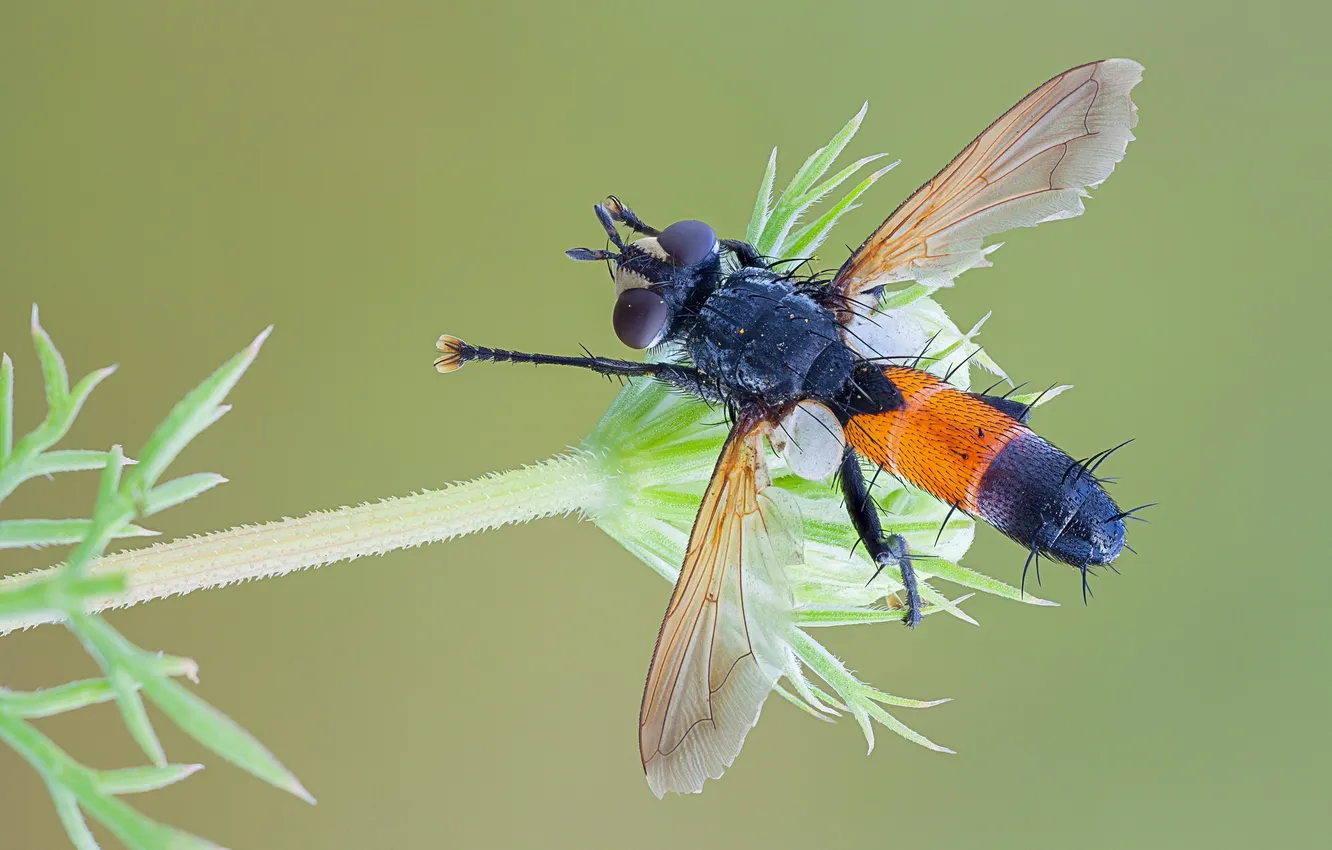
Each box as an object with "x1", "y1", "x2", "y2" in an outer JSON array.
[
  {"x1": 842, "y1": 366, "x2": 1127, "y2": 573},
  {"x1": 436, "y1": 59, "x2": 1146, "y2": 796},
  {"x1": 690, "y1": 268, "x2": 855, "y2": 405}
]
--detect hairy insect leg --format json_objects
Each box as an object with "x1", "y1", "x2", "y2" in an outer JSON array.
[
  {"x1": 839, "y1": 447, "x2": 922, "y2": 628},
  {"x1": 719, "y1": 239, "x2": 770, "y2": 269},
  {"x1": 433, "y1": 335, "x2": 722, "y2": 402},
  {"x1": 602, "y1": 196, "x2": 661, "y2": 236}
]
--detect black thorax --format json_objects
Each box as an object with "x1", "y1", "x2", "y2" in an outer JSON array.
[{"x1": 677, "y1": 268, "x2": 855, "y2": 409}]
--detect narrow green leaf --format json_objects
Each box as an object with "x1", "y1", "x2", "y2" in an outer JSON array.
[
  {"x1": 65, "y1": 364, "x2": 118, "y2": 429},
  {"x1": 96, "y1": 443, "x2": 127, "y2": 510},
  {"x1": 917, "y1": 581, "x2": 978, "y2": 625},
  {"x1": 129, "y1": 326, "x2": 270, "y2": 493},
  {"x1": 796, "y1": 604, "x2": 946, "y2": 627},
  {"x1": 64, "y1": 446, "x2": 136, "y2": 574},
  {"x1": 782, "y1": 103, "x2": 867, "y2": 203},
  {"x1": 76, "y1": 789, "x2": 220, "y2": 850},
  {"x1": 745, "y1": 147, "x2": 778, "y2": 245},
  {"x1": 0, "y1": 518, "x2": 157, "y2": 550},
  {"x1": 861, "y1": 685, "x2": 951, "y2": 710},
  {"x1": 96, "y1": 763, "x2": 203, "y2": 795},
  {"x1": 782, "y1": 661, "x2": 842, "y2": 717},
  {"x1": 1007, "y1": 385, "x2": 1073, "y2": 408},
  {"x1": 876, "y1": 283, "x2": 932, "y2": 311},
  {"x1": 0, "y1": 678, "x2": 118, "y2": 718},
  {"x1": 773, "y1": 683, "x2": 835, "y2": 721},
  {"x1": 805, "y1": 682, "x2": 849, "y2": 713},
  {"x1": 30, "y1": 304, "x2": 71, "y2": 407},
  {"x1": 1, "y1": 352, "x2": 13, "y2": 460},
  {"x1": 784, "y1": 161, "x2": 899, "y2": 259},
  {"x1": 863, "y1": 700, "x2": 955, "y2": 754},
  {"x1": 912, "y1": 556, "x2": 1056, "y2": 606},
  {"x1": 0, "y1": 711, "x2": 196, "y2": 849},
  {"x1": 26, "y1": 449, "x2": 134, "y2": 478},
  {"x1": 0, "y1": 364, "x2": 118, "y2": 508},
  {"x1": 66, "y1": 615, "x2": 167, "y2": 767},
  {"x1": 796, "y1": 153, "x2": 890, "y2": 213},
  {"x1": 140, "y1": 674, "x2": 315, "y2": 804},
  {"x1": 46, "y1": 782, "x2": 100, "y2": 850},
  {"x1": 758, "y1": 103, "x2": 867, "y2": 255},
  {"x1": 142, "y1": 473, "x2": 228, "y2": 517},
  {"x1": 109, "y1": 669, "x2": 166, "y2": 768}
]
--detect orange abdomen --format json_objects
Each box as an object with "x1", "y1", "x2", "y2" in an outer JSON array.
[{"x1": 845, "y1": 366, "x2": 1026, "y2": 512}]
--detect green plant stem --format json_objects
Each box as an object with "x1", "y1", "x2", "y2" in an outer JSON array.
[{"x1": 0, "y1": 453, "x2": 605, "y2": 633}]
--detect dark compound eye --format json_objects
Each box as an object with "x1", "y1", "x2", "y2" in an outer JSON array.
[
  {"x1": 613, "y1": 288, "x2": 670, "y2": 349},
  {"x1": 658, "y1": 220, "x2": 717, "y2": 266}
]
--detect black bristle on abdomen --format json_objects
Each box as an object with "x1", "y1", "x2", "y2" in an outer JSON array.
[{"x1": 977, "y1": 431, "x2": 1127, "y2": 570}]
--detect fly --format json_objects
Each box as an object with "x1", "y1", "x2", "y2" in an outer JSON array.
[{"x1": 434, "y1": 59, "x2": 1148, "y2": 796}]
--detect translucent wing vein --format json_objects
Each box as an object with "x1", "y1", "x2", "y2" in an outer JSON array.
[
  {"x1": 639, "y1": 417, "x2": 800, "y2": 797},
  {"x1": 833, "y1": 58, "x2": 1144, "y2": 301}
]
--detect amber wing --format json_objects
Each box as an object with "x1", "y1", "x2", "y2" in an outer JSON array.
[
  {"x1": 832, "y1": 58, "x2": 1143, "y2": 303},
  {"x1": 639, "y1": 416, "x2": 801, "y2": 797}
]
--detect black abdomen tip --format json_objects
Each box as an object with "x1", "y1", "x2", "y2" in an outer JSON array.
[{"x1": 977, "y1": 431, "x2": 1127, "y2": 568}]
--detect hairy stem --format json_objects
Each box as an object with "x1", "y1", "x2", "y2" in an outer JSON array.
[{"x1": 0, "y1": 453, "x2": 606, "y2": 633}]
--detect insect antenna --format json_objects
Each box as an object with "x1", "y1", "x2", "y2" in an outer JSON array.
[{"x1": 565, "y1": 247, "x2": 620, "y2": 262}]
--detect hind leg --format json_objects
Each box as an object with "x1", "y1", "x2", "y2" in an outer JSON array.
[{"x1": 839, "y1": 447, "x2": 922, "y2": 628}]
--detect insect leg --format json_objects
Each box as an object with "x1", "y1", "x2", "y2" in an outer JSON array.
[
  {"x1": 839, "y1": 447, "x2": 921, "y2": 628},
  {"x1": 719, "y1": 240, "x2": 770, "y2": 269},
  {"x1": 434, "y1": 336, "x2": 721, "y2": 401},
  {"x1": 602, "y1": 196, "x2": 661, "y2": 236}
]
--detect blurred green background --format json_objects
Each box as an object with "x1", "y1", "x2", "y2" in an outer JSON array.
[{"x1": 2, "y1": 1, "x2": 1327, "y2": 847}]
